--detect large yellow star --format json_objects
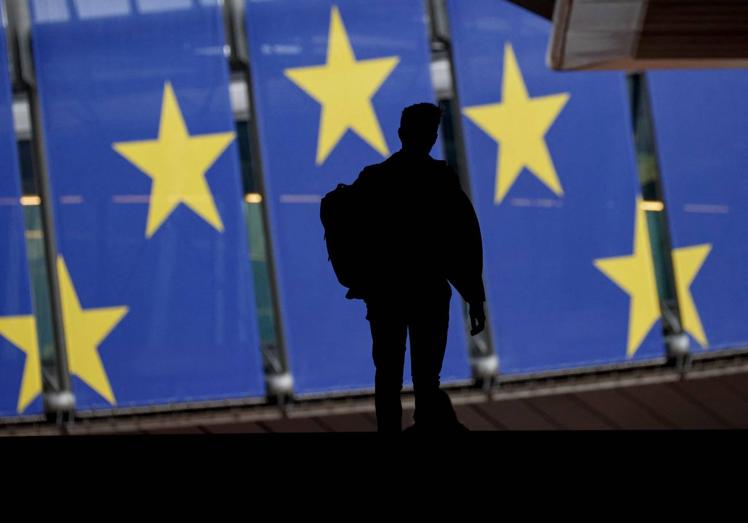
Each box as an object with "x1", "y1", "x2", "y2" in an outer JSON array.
[
  {"x1": 57, "y1": 257, "x2": 128, "y2": 404},
  {"x1": 463, "y1": 43, "x2": 570, "y2": 204},
  {"x1": 113, "y1": 82, "x2": 235, "y2": 238},
  {"x1": 594, "y1": 197, "x2": 661, "y2": 358},
  {"x1": 284, "y1": 5, "x2": 400, "y2": 165},
  {"x1": 672, "y1": 244, "x2": 711, "y2": 349},
  {"x1": 594, "y1": 199, "x2": 712, "y2": 357},
  {"x1": 0, "y1": 315, "x2": 41, "y2": 413}
]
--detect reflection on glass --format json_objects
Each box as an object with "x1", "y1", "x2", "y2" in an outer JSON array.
[
  {"x1": 235, "y1": 121, "x2": 280, "y2": 371},
  {"x1": 73, "y1": 0, "x2": 131, "y2": 20},
  {"x1": 31, "y1": 0, "x2": 71, "y2": 24},
  {"x1": 629, "y1": 74, "x2": 677, "y2": 311},
  {"x1": 135, "y1": 0, "x2": 193, "y2": 15}
]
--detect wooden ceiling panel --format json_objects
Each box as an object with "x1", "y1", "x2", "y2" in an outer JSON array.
[{"x1": 547, "y1": 0, "x2": 748, "y2": 70}]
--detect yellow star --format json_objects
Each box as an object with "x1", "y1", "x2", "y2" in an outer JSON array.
[
  {"x1": 0, "y1": 315, "x2": 41, "y2": 413},
  {"x1": 57, "y1": 257, "x2": 128, "y2": 404},
  {"x1": 594, "y1": 197, "x2": 660, "y2": 358},
  {"x1": 463, "y1": 43, "x2": 570, "y2": 204},
  {"x1": 113, "y1": 82, "x2": 235, "y2": 238},
  {"x1": 284, "y1": 5, "x2": 400, "y2": 165},
  {"x1": 672, "y1": 244, "x2": 711, "y2": 349}
]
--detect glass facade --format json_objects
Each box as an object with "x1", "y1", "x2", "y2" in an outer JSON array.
[{"x1": 0, "y1": 0, "x2": 740, "y2": 417}]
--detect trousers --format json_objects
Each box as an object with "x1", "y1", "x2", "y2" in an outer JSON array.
[{"x1": 365, "y1": 287, "x2": 460, "y2": 432}]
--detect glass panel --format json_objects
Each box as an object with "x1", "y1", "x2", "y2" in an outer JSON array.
[
  {"x1": 245, "y1": 0, "x2": 470, "y2": 393},
  {"x1": 648, "y1": 69, "x2": 748, "y2": 353},
  {"x1": 30, "y1": 0, "x2": 264, "y2": 410},
  {"x1": 447, "y1": 0, "x2": 664, "y2": 373},
  {"x1": 0, "y1": 14, "x2": 44, "y2": 416}
]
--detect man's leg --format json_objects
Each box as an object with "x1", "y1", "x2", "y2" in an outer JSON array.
[
  {"x1": 408, "y1": 293, "x2": 461, "y2": 430},
  {"x1": 367, "y1": 303, "x2": 408, "y2": 432}
]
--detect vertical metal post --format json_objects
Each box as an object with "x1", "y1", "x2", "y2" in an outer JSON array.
[
  {"x1": 227, "y1": 0, "x2": 294, "y2": 402},
  {"x1": 629, "y1": 72, "x2": 690, "y2": 371},
  {"x1": 6, "y1": 0, "x2": 75, "y2": 418},
  {"x1": 427, "y1": 0, "x2": 499, "y2": 389}
]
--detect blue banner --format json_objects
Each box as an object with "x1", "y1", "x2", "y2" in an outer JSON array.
[
  {"x1": 245, "y1": 0, "x2": 470, "y2": 393},
  {"x1": 447, "y1": 0, "x2": 663, "y2": 373},
  {"x1": 0, "y1": 14, "x2": 43, "y2": 417},
  {"x1": 648, "y1": 70, "x2": 748, "y2": 353},
  {"x1": 30, "y1": 0, "x2": 264, "y2": 410}
]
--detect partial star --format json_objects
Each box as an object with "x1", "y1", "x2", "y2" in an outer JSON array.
[
  {"x1": 594, "y1": 197, "x2": 660, "y2": 358},
  {"x1": 463, "y1": 43, "x2": 569, "y2": 204},
  {"x1": 284, "y1": 5, "x2": 400, "y2": 165},
  {"x1": 57, "y1": 257, "x2": 128, "y2": 404},
  {"x1": 113, "y1": 82, "x2": 235, "y2": 238},
  {"x1": 672, "y1": 244, "x2": 711, "y2": 348},
  {"x1": 0, "y1": 315, "x2": 41, "y2": 413},
  {"x1": 594, "y1": 199, "x2": 712, "y2": 357}
]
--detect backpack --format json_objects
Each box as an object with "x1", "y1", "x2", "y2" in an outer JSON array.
[{"x1": 320, "y1": 183, "x2": 368, "y2": 299}]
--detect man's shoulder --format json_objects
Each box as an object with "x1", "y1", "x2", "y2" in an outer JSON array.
[
  {"x1": 355, "y1": 155, "x2": 398, "y2": 185},
  {"x1": 359, "y1": 160, "x2": 387, "y2": 176},
  {"x1": 360, "y1": 154, "x2": 397, "y2": 173},
  {"x1": 354, "y1": 163, "x2": 384, "y2": 189},
  {"x1": 356, "y1": 154, "x2": 456, "y2": 183},
  {"x1": 366, "y1": 153, "x2": 403, "y2": 171}
]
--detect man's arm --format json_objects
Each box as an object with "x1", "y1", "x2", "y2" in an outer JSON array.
[{"x1": 443, "y1": 165, "x2": 487, "y2": 334}]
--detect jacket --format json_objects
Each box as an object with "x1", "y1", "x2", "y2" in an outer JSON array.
[{"x1": 350, "y1": 150, "x2": 485, "y2": 305}]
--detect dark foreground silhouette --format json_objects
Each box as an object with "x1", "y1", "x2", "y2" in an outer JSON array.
[{"x1": 322, "y1": 103, "x2": 486, "y2": 432}]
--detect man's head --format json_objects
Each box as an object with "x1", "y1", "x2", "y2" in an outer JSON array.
[{"x1": 398, "y1": 103, "x2": 441, "y2": 155}]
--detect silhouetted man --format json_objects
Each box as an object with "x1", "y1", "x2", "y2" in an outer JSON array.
[{"x1": 351, "y1": 103, "x2": 486, "y2": 432}]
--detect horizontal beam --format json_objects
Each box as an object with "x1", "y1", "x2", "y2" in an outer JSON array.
[{"x1": 3, "y1": 348, "x2": 746, "y2": 434}]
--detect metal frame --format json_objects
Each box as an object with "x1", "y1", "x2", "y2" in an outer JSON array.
[
  {"x1": 5, "y1": 0, "x2": 75, "y2": 423},
  {"x1": 0, "y1": 0, "x2": 744, "y2": 428},
  {"x1": 229, "y1": 0, "x2": 294, "y2": 401},
  {"x1": 3, "y1": 345, "x2": 747, "y2": 433},
  {"x1": 0, "y1": 2, "x2": 44, "y2": 424},
  {"x1": 631, "y1": 73, "x2": 692, "y2": 367},
  {"x1": 429, "y1": 0, "x2": 500, "y2": 385}
]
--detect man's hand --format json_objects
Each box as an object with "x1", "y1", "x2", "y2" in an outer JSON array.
[{"x1": 468, "y1": 301, "x2": 486, "y2": 336}]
